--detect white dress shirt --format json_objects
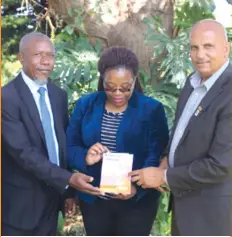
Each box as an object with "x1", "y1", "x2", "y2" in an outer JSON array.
[{"x1": 21, "y1": 70, "x2": 60, "y2": 166}]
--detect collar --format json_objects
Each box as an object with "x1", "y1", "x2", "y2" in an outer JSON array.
[
  {"x1": 190, "y1": 60, "x2": 230, "y2": 91},
  {"x1": 21, "y1": 70, "x2": 47, "y2": 95}
]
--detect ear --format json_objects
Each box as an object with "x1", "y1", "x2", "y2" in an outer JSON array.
[
  {"x1": 225, "y1": 42, "x2": 231, "y2": 57},
  {"x1": 18, "y1": 52, "x2": 24, "y2": 64}
]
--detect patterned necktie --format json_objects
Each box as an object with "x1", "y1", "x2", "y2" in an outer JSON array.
[{"x1": 38, "y1": 87, "x2": 58, "y2": 165}]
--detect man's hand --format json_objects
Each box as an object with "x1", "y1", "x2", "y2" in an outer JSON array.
[
  {"x1": 159, "y1": 156, "x2": 169, "y2": 170},
  {"x1": 69, "y1": 172, "x2": 103, "y2": 195},
  {"x1": 129, "y1": 167, "x2": 166, "y2": 189},
  {"x1": 86, "y1": 142, "x2": 109, "y2": 166},
  {"x1": 156, "y1": 156, "x2": 169, "y2": 192},
  {"x1": 65, "y1": 197, "x2": 77, "y2": 217}
]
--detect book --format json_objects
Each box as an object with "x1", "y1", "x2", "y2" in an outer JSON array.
[{"x1": 100, "y1": 153, "x2": 133, "y2": 194}]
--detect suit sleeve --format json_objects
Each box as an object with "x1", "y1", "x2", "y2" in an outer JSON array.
[
  {"x1": 66, "y1": 98, "x2": 89, "y2": 173},
  {"x1": 62, "y1": 90, "x2": 76, "y2": 198},
  {"x1": 167, "y1": 102, "x2": 232, "y2": 193},
  {"x1": 136, "y1": 102, "x2": 169, "y2": 200},
  {"x1": 2, "y1": 95, "x2": 72, "y2": 194}
]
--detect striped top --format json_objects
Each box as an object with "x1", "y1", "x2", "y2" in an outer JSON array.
[{"x1": 100, "y1": 109, "x2": 124, "y2": 152}]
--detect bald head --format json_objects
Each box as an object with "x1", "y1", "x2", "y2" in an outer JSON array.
[
  {"x1": 19, "y1": 32, "x2": 53, "y2": 53},
  {"x1": 190, "y1": 19, "x2": 228, "y2": 42},
  {"x1": 189, "y1": 19, "x2": 230, "y2": 81}
]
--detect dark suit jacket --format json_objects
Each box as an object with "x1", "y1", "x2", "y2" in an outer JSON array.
[
  {"x1": 2, "y1": 73, "x2": 72, "y2": 231},
  {"x1": 166, "y1": 63, "x2": 232, "y2": 235},
  {"x1": 66, "y1": 90, "x2": 169, "y2": 204}
]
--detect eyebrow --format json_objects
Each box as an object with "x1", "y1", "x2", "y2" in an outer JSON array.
[{"x1": 106, "y1": 80, "x2": 133, "y2": 86}]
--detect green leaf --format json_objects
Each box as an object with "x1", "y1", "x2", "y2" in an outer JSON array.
[
  {"x1": 68, "y1": 8, "x2": 74, "y2": 17},
  {"x1": 67, "y1": 66, "x2": 76, "y2": 84},
  {"x1": 56, "y1": 211, "x2": 65, "y2": 235},
  {"x1": 65, "y1": 25, "x2": 74, "y2": 35},
  {"x1": 83, "y1": 66, "x2": 91, "y2": 82},
  {"x1": 73, "y1": 68, "x2": 82, "y2": 83}
]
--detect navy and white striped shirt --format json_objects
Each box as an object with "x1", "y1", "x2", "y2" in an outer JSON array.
[
  {"x1": 99, "y1": 109, "x2": 124, "y2": 200},
  {"x1": 100, "y1": 109, "x2": 124, "y2": 152}
]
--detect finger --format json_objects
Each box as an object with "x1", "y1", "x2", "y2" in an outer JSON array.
[
  {"x1": 89, "y1": 149, "x2": 98, "y2": 155},
  {"x1": 131, "y1": 175, "x2": 140, "y2": 182},
  {"x1": 83, "y1": 183, "x2": 103, "y2": 195},
  {"x1": 102, "y1": 145, "x2": 110, "y2": 153},
  {"x1": 94, "y1": 143, "x2": 106, "y2": 153},
  {"x1": 121, "y1": 195, "x2": 132, "y2": 200},
  {"x1": 141, "y1": 184, "x2": 147, "y2": 189},
  {"x1": 106, "y1": 194, "x2": 120, "y2": 199},
  {"x1": 85, "y1": 176, "x2": 94, "y2": 183},
  {"x1": 136, "y1": 180, "x2": 143, "y2": 186},
  {"x1": 104, "y1": 192, "x2": 117, "y2": 198},
  {"x1": 91, "y1": 146, "x2": 102, "y2": 154},
  {"x1": 128, "y1": 170, "x2": 140, "y2": 177},
  {"x1": 118, "y1": 193, "x2": 130, "y2": 199},
  {"x1": 112, "y1": 194, "x2": 124, "y2": 199},
  {"x1": 98, "y1": 195, "x2": 111, "y2": 200},
  {"x1": 156, "y1": 187, "x2": 166, "y2": 192},
  {"x1": 79, "y1": 173, "x2": 94, "y2": 183}
]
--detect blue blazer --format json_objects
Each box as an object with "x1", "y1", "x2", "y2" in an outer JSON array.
[{"x1": 66, "y1": 90, "x2": 169, "y2": 204}]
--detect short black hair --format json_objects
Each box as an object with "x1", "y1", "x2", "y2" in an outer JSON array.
[{"x1": 97, "y1": 46, "x2": 143, "y2": 93}]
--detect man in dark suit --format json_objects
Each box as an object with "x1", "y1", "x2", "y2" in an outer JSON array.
[
  {"x1": 130, "y1": 19, "x2": 232, "y2": 235},
  {"x1": 2, "y1": 32, "x2": 102, "y2": 236}
]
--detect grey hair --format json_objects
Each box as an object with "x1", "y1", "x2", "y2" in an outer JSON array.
[
  {"x1": 190, "y1": 19, "x2": 228, "y2": 42},
  {"x1": 19, "y1": 32, "x2": 53, "y2": 53}
]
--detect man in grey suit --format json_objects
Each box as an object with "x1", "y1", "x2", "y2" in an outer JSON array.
[{"x1": 129, "y1": 19, "x2": 232, "y2": 235}]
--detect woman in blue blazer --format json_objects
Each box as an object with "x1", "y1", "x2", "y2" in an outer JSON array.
[{"x1": 66, "y1": 47, "x2": 169, "y2": 235}]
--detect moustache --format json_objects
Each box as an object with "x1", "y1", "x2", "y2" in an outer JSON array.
[{"x1": 196, "y1": 61, "x2": 209, "y2": 64}]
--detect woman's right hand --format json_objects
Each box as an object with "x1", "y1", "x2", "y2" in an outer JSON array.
[{"x1": 86, "y1": 142, "x2": 109, "y2": 165}]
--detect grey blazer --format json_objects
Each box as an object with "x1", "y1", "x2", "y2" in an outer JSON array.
[{"x1": 167, "y1": 63, "x2": 232, "y2": 235}]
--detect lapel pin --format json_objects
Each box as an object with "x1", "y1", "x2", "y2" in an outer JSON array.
[{"x1": 194, "y1": 105, "x2": 203, "y2": 116}]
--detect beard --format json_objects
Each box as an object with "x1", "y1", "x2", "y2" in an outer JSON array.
[{"x1": 34, "y1": 78, "x2": 48, "y2": 86}]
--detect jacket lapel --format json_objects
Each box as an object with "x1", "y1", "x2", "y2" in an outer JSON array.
[
  {"x1": 116, "y1": 91, "x2": 138, "y2": 152},
  {"x1": 15, "y1": 74, "x2": 46, "y2": 146},
  {"x1": 89, "y1": 92, "x2": 106, "y2": 144}
]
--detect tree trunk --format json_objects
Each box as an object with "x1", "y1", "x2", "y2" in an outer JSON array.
[{"x1": 48, "y1": 0, "x2": 174, "y2": 77}]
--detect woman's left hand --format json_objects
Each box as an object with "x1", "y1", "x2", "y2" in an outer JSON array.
[{"x1": 108, "y1": 184, "x2": 137, "y2": 200}]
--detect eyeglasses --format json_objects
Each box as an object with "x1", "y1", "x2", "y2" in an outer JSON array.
[{"x1": 104, "y1": 81, "x2": 134, "y2": 93}]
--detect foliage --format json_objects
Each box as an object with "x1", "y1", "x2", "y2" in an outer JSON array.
[
  {"x1": 2, "y1": 0, "x2": 231, "y2": 235},
  {"x1": 152, "y1": 192, "x2": 171, "y2": 236},
  {"x1": 2, "y1": 55, "x2": 21, "y2": 85},
  {"x1": 143, "y1": 1, "x2": 215, "y2": 90},
  {"x1": 57, "y1": 212, "x2": 65, "y2": 235},
  {"x1": 1, "y1": 2, "x2": 35, "y2": 85},
  {"x1": 174, "y1": 1, "x2": 215, "y2": 32},
  {"x1": 139, "y1": 70, "x2": 179, "y2": 129},
  {"x1": 50, "y1": 30, "x2": 101, "y2": 113},
  {"x1": 65, "y1": 8, "x2": 87, "y2": 36},
  {"x1": 144, "y1": 21, "x2": 192, "y2": 88}
]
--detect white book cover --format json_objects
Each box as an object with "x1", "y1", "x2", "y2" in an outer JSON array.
[{"x1": 100, "y1": 153, "x2": 133, "y2": 194}]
